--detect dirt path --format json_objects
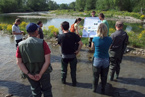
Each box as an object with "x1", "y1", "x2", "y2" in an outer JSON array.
[{"x1": 0, "y1": 34, "x2": 145, "y2": 97}]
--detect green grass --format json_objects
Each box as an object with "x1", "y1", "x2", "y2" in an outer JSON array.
[{"x1": 50, "y1": 10, "x2": 144, "y2": 20}]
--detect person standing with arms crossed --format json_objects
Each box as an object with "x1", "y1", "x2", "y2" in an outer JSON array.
[
  {"x1": 109, "y1": 21, "x2": 128, "y2": 81},
  {"x1": 12, "y1": 18, "x2": 24, "y2": 47},
  {"x1": 16, "y1": 23, "x2": 53, "y2": 97},
  {"x1": 99, "y1": 13, "x2": 109, "y2": 36},
  {"x1": 91, "y1": 23, "x2": 112, "y2": 93},
  {"x1": 58, "y1": 21, "x2": 83, "y2": 86}
]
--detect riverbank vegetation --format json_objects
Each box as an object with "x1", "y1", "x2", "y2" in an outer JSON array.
[
  {"x1": 50, "y1": 10, "x2": 145, "y2": 20},
  {"x1": 0, "y1": 22, "x2": 59, "y2": 38},
  {"x1": 0, "y1": 22, "x2": 145, "y2": 48}
]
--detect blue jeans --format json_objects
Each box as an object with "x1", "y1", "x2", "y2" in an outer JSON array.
[
  {"x1": 92, "y1": 57, "x2": 109, "y2": 91},
  {"x1": 93, "y1": 58, "x2": 109, "y2": 68}
]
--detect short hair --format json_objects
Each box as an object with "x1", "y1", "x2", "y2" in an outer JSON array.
[
  {"x1": 115, "y1": 21, "x2": 124, "y2": 28},
  {"x1": 61, "y1": 21, "x2": 69, "y2": 30},
  {"x1": 15, "y1": 18, "x2": 21, "y2": 23},
  {"x1": 37, "y1": 21, "x2": 42, "y2": 25},
  {"x1": 92, "y1": 11, "x2": 96, "y2": 13},
  {"x1": 99, "y1": 13, "x2": 105, "y2": 19},
  {"x1": 97, "y1": 23, "x2": 108, "y2": 38}
]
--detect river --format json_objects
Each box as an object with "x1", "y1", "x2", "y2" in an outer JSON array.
[
  {"x1": 0, "y1": 32, "x2": 145, "y2": 97},
  {"x1": 0, "y1": 13, "x2": 145, "y2": 33},
  {"x1": 0, "y1": 13, "x2": 145, "y2": 97}
]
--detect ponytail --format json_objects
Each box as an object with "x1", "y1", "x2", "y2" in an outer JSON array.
[{"x1": 74, "y1": 18, "x2": 82, "y2": 24}]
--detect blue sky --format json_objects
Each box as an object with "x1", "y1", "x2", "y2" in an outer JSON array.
[{"x1": 52, "y1": 0, "x2": 76, "y2": 4}]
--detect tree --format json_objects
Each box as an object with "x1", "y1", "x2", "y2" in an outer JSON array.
[
  {"x1": 69, "y1": 2, "x2": 76, "y2": 10},
  {"x1": 26, "y1": 0, "x2": 49, "y2": 11},
  {"x1": 75, "y1": 0, "x2": 86, "y2": 11},
  {"x1": 48, "y1": 1, "x2": 59, "y2": 10},
  {"x1": 59, "y1": 4, "x2": 69, "y2": 9},
  {"x1": 0, "y1": 0, "x2": 20, "y2": 13},
  {"x1": 85, "y1": 0, "x2": 96, "y2": 11}
]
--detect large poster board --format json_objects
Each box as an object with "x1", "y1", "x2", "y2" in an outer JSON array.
[{"x1": 82, "y1": 17, "x2": 102, "y2": 38}]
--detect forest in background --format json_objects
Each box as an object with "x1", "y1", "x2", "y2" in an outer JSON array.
[{"x1": 0, "y1": 0, "x2": 145, "y2": 13}]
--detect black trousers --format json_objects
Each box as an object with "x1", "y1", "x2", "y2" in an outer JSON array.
[
  {"x1": 89, "y1": 38, "x2": 93, "y2": 47},
  {"x1": 61, "y1": 58, "x2": 77, "y2": 83},
  {"x1": 109, "y1": 57, "x2": 121, "y2": 80},
  {"x1": 16, "y1": 39, "x2": 22, "y2": 47}
]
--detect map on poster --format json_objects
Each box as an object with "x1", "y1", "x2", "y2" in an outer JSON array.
[{"x1": 82, "y1": 17, "x2": 102, "y2": 38}]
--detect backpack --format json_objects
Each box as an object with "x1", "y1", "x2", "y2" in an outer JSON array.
[{"x1": 70, "y1": 24, "x2": 75, "y2": 32}]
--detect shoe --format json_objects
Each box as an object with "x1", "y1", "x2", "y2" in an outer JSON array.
[
  {"x1": 72, "y1": 82, "x2": 77, "y2": 86},
  {"x1": 92, "y1": 88, "x2": 96, "y2": 92},
  {"x1": 101, "y1": 88, "x2": 105, "y2": 94},
  {"x1": 115, "y1": 75, "x2": 119, "y2": 79},
  {"x1": 109, "y1": 76, "x2": 114, "y2": 81},
  {"x1": 61, "y1": 79, "x2": 66, "y2": 84}
]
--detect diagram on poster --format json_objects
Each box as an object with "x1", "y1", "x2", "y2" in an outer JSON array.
[{"x1": 82, "y1": 17, "x2": 102, "y2": 38}]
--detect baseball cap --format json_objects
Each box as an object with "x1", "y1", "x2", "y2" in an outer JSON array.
[{"x1": 26, "y1": 23, "x2": 39, "y2": 33}]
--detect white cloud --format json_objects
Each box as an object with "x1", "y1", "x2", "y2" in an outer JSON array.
[{"x1": 52, "y1": 0, "x2": 76, "y2": 4}]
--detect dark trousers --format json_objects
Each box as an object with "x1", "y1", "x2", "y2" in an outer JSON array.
[
  {"x1": 27, "y1": 73, "x2": 53, "y2": 97},
  {"x1": 61, "y1": 57, "x2": 77, "y2": 83},
  {"x1": 16, "y1": 39, "x2": 22, "y2": 47},
  {"x1": 92, "y1": 66, "x2": 109, "y2": 91},
  {"x1": 89, "y1": 38, "x2": 93, "y2": 47},
  {"x1": 109, "y1": 57, "x2": 121, "y2": 80}
]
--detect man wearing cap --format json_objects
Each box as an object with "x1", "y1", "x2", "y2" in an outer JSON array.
[
  {"x1": 12, "y1": 18, "x2": 24, "y2": 47},
  {"x1": 109, "y1": 21, "x2": 128, "y2": 81},
  {"x1": 16, "y1": 23, "x2": 53, "y2": 97}
]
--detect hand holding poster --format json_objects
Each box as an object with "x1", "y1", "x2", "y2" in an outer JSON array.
[{"x1": 82, "y1": 17, "x2": 102, "y2": 38}]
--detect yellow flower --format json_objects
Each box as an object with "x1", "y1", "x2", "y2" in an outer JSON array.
[
  {"x1": 138, "y1": 25, "x2": 142, "y2": 28},
  {"x1": 140, "y1": 15, "x2": 145, "y2": 19},
  {"x1": 138, "y1": 30, "x2": 145, "y2": 39},
  {"x1": 7, "y1": 24, "x2": 12, "y2": 32},
  {"x1": 48, "y1": 25, "x2": 58, "y2": 34},
  {"x1": 20, "y1": 21, "x2": 28, "y2": 28}
]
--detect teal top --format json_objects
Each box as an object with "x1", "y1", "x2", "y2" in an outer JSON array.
[
  {"x1": 102, "y1": 20, "x2": 109, "y2": 36},
  {"x1": 93, "y1": 36, "x2": 112, "y2": 58}
]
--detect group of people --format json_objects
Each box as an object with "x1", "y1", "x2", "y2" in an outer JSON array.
[{"x1": 13, "y1": 11, "x2": 128, "y2": 97}]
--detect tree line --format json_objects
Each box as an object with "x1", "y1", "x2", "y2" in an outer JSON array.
[
  {"x1": 0, "y1": 0, "x2": 75, "y2": 13},
  {"x1": 75, "y1": 0, "x2": 145, "y2": 13},
  {"x1": 0, "y1": 0, "x2": 144, "y2": 13}
]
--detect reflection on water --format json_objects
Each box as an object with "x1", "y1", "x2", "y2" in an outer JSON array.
[{"x1": 0, "y1": 13, "x2": 144, "y2": 33}]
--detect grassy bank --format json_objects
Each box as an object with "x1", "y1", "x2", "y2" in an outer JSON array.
[
  {"x1": 0, "y1": 22, "x2": 59, "y2": 38},
  {"x1": 50, "y1": 10, "x2": 145, "y2": 20},
  {"x1": 0, "y1": 21, "x2": 145, "y2": 48}
]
